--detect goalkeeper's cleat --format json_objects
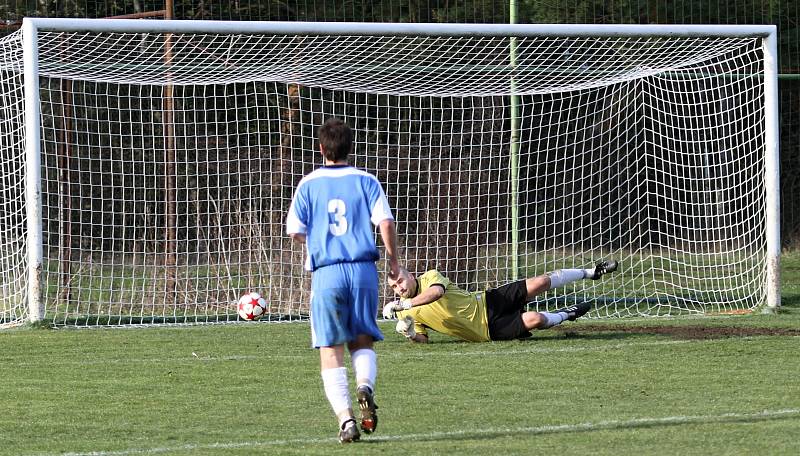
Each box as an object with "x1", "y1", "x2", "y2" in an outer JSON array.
[
  {"x1": 338, "y1": 418, "x2": 361, "y2": 443},
  {"x1": 587, "y1": 259, "x2": 618, "y2": 280},
  {"x1": 356, "y1": 385, "x2": 379, "y2": 434},
  {"x1": 553, "y1": 302, "x2": 591, "y2": 321}
]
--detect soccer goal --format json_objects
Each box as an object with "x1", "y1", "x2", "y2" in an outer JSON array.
[{"x1": 0, "y1": 19, "x2": 780, "y2": 328}]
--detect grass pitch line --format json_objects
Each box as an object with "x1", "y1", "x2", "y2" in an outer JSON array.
[
  {"x1": 12, "y1": 339, "x2": 697, "y2": 367},
  {"x1": 10, "y1": 338, "x2": 741, "y2": 367},
  {"x1": 15, "y1": 335, "x2": 798, "y2": 368},
  {"x1": 48, "y1": 408, "x2": 800, "y2": 456}
]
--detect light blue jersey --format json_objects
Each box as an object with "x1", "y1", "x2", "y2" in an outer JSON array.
[
  {"x1": 286, "y1": 164, "x2": 394, "y2": 347},
  {"x1": 286, "y1": 165, "x2": 394, "y2": 271}
]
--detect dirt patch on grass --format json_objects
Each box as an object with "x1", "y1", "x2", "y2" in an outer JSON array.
[{"x1": 554, "y1": 325, "x2": 800, "y2": 340}]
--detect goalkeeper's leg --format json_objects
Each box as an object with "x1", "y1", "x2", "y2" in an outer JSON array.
[
  {"x1": 544, "y1": 259, "x2": 618, "y2": 291},
  {"x1": 519, "y1": 260, "x2": 618, "y2": 330},
  {"x1": 519, "y1": 260, "x2": 618, "y2": 299},
  {"x1": 522, "y1": 301, "x2": 592, "y2": 330}
]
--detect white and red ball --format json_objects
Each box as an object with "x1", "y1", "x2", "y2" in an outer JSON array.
[{"x1": 238, "y1": 292, "x2": 267, "y2": 321}]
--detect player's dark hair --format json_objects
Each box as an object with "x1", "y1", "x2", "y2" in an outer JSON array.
[{"x1": 318, "y1": 118, "x2": 353, "y2": 162}]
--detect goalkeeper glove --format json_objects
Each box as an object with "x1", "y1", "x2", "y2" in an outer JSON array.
[
  {"x1": 382, "y1": 302, "x2": 397, "y2": 319},
  {"x1": 395, "y1": 315, "x2": 416, "y2": 339},
  {"x1": 382, "y1": 299, "x2": 411, "y2": 319}
]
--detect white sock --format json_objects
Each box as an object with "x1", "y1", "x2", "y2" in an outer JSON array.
[
  {"x1": 539, "y1": 311, "x2": 567, "y2": 328},
  {"x1": 321, "y1": 367, "x2": 351, "y2": 419},
  {"x1": 350, "y1": 348, "x2": 377, "y2": 392},
  {"x1": 547, "y1": 269, "x2": 589, "y2": 289}
]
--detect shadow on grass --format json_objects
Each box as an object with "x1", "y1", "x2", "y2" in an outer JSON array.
[
  {"x1": 408, "y1": 330, "x2": 649, "y2": 346},
  {"x1": 396, "y1": 322, "x2": 800, "y2": 346},
  {"x1": 520, "y1": 331, "x2": 645, "y2": 342}
]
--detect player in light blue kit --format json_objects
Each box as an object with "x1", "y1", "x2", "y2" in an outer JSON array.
[{"x1": 286, "y1": 118, "x2": 400, "y2": 443}]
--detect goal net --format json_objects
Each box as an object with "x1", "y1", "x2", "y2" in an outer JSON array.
[{"x1": 0, "y1": 20, "x2": 780, "y2": 328}]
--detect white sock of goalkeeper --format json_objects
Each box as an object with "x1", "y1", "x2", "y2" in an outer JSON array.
[
  {"x1": 321, "y1": 367, "x2": 351, "y2": 423},
  {"x1": 539, "y1": 312, "x2": 567, "y2": 328},
  {"x1": 547, "y1": 268, "x2": 593, "y2": 290},
  {"x1": 350, "y1": 348, "x2": 377, "y2": 393}
]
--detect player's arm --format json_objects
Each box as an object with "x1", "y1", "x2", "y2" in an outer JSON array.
[
  {"x1": 286, "y1": 186, "x2": 308, "y2": 245},
  {"x1": 378, "y1": 219, "x2": 400, "y2": 279}
]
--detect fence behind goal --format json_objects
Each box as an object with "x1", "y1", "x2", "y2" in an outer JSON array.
[{"x1": 0, "y1": 19, "x2": 780, "y2": 327}]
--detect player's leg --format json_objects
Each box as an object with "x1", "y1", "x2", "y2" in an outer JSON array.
[
  {"x1": 311, "y1": 265, "x2": 360, "y2": 443},
  {"x1": 348, "y1": 335, "x2": 377, "y2": 397},
  {"x1": 354, "y1": 372, "x2": 379, "y2": 434},
  {"x1": 346, "y1": 262, "x2": 381, "y2": 434},
  {"x1": 319, "y1": 345, "x2": 359, "y2": 442}
]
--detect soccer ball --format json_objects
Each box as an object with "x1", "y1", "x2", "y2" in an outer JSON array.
[{"x1": 238, "y1": 292, "x2": 267, "y2": 321}]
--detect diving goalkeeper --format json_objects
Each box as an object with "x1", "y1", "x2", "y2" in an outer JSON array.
[{"x1": 382, "y1": 260, "x2": 618, "y2": 343}]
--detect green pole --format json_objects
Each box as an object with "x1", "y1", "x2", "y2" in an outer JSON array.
[{"x1": 510, "y1": 0, "x2": 520, "y2": 280}]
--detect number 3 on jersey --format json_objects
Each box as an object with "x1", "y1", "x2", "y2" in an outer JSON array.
[{"x1": 328, "y1": 199, "x2": 348, "y2": 236}]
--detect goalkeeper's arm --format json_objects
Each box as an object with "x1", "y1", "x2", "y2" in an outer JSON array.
[
  {"x1": 405, "y1": 283, "x2": 445, "y2": 308},
  {"x1": 383, "y1": 283, "x2": 446, "y2": 318},
  {"x1": 395, "y1": 316, "x2": 429, "y2": 343}
]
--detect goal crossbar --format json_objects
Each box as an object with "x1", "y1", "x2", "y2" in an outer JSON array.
[{"x1": 24, "y1": 18, "x2": 776, "y2": 38}]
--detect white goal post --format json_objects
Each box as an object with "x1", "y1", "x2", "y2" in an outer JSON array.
[{"x1": 0, "y1": 19, "x2": 780, "y2": 328}]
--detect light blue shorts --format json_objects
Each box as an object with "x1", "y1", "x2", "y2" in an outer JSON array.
[{"x1": 310, "y1": 261, "x2": 383, "y2": 348}]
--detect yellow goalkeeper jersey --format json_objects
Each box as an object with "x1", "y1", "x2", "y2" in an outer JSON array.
[{"x1": 396, "y1": 269, "x2": 490, "y2": 342}]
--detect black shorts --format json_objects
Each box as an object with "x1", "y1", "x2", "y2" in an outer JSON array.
[{"x1": 485, "y1": 280, "x2": 531, "y2": 341}]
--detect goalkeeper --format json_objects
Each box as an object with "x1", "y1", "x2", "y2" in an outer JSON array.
[{"x1": 383, "y1": 260, "x2": 617, "y2": 343}]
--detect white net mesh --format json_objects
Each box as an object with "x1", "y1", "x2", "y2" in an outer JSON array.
[
  {"x1": 0, "y1": 26, "x2": 770, "y2": 327},
  {"x1": 0, "y1": 31, "x2": 27, "y2": 328},
  {"x1": 34, "y1": 32, "x2": 756, "y2": 95}
]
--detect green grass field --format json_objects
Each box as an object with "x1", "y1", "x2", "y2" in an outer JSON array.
[{"x1": 2, "y1": 253, "x2": 800, "y2": 455}]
